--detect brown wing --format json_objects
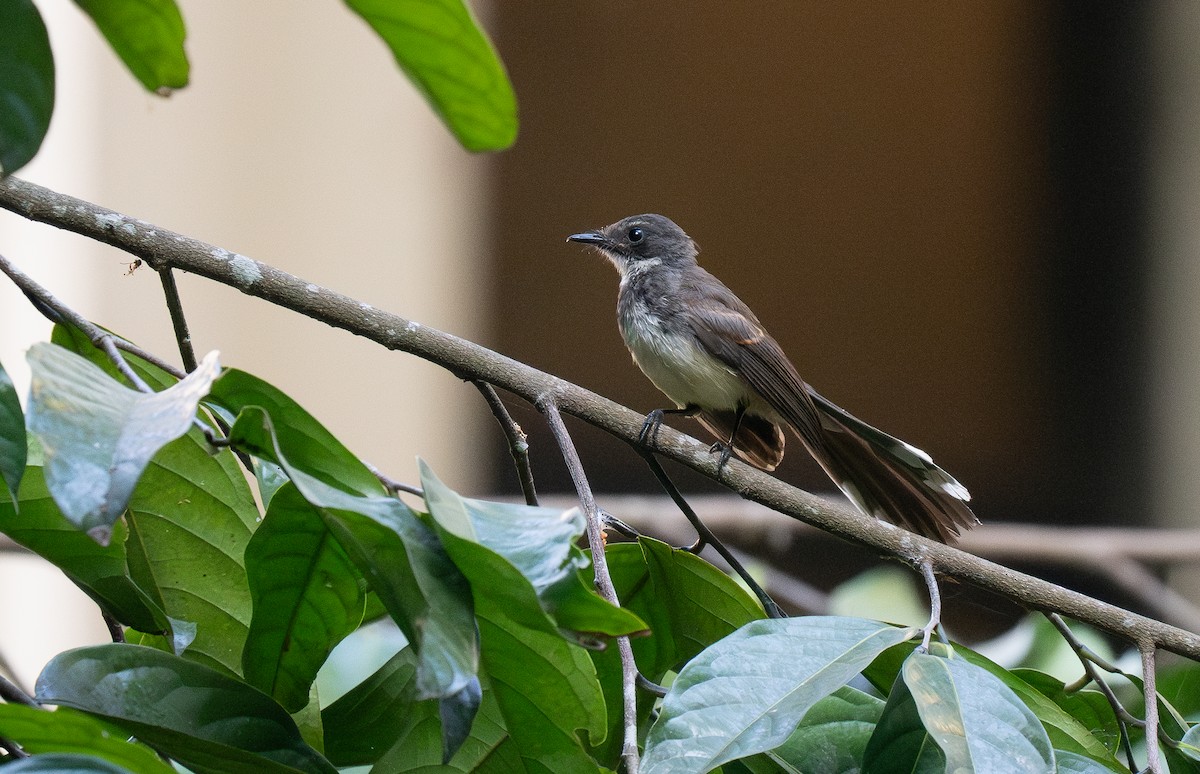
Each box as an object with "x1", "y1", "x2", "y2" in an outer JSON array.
[{"x1": 683, "y1": 267, "x2": 978, "y2": 542}]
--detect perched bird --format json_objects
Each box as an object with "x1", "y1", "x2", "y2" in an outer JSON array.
[{"x1": 568, "y1": 213, "x2": 978, "y2": 542}]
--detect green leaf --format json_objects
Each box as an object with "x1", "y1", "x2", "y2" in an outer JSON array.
[
  {"x1": 1013, "y1": 670, "x2": 1121, "y2": 756},
  {"x1": 123, "y1": 426, "x2": 257, "y2": 675},
  {"x1": 1054, "y1": 750, "x2": 1126, "y2": 773},
  {"x1": 25, "y1": 343, "x2": 221, "y2": 544},
  {"x1": 768, "y1": 686, "x2": 884, "y2": 772},
  {"x1": 370, "y1": 677, "x2": 518, "y2": 773},
  {"x1": 863, "y1": 640, "x2": 1121, "y2": 768},
  {"x1": 1180, "y1": 725, "x2": 1200, "y2": 762},
  {"x1": 0, "y1": 704, "x2": 175, "y2": 774},
  {"x1": 344, "y1": 0, "x2": 517, "y2": 152},
  {"x1": 74, "y1": 0, "x2": 189, "y2": 93},
  {"x1": 0, "y1": 359, "x2": 25, "y2": 504},
  {"x1": 35, "y1": 644, "x2": 336, "y2": 774},
  {"x1": 642, "y1": 617, "x2": 918, "y2": 773},
  {"x1": 420, "y1": 463, "x2": 606, "y2": 772},
  {"x1": 0, "y1": 754, "x2": 137, "y2": 774},
  {"x1": 0, "y1": 462, "x2": 170, "y2": 635},
  {"x1": 861, "y1": 669, "x2": 945, "y2": 773},
  {"x1": 0, "y1": 0, "x2": 54, "y2": 175},
  {"x1": 208, "y1": 377, "x2": 481, "y2": 759},
  {"x1": 420, "y1": 460, "x2": 645, "y2": 639},
  {"x1": 325, "y1": 650, "x2": 519, "y2": 772},
  {"x1": 322, "y1": 647, "x2": 423, "y2": 766},
  {"x1": 220, "y1": 402, "x2": 478, "y2": 699},
  {"x1": 589, "y1": 539, "x2": 762, "y2": 765},
  {"x1": 206, "y1": 368, "x2": 383, "y2": 498},
  {"x1": 637, "y1": 537, "x2": 765, "y2": 675},
  {"x1": 243, "y1": 483, "x2": 366, "y2": 712},
  {"x1": 42, "y1": 326, "x2": 258, "y2": 666},
  {"x1": 901, "y1": 651, "x2": 1055, "y2": 773}
]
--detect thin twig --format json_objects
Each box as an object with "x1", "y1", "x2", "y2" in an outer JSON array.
[
  {"x1": 0, "y1": 735, "x2": 28, "y2": 759},
  {"x1": 636, "y1": 672, "x2": 667, "y2": 697},
  {"x1": 103, "y1": 612, "x2": 125, "y2": 643},
  {"x1": 918, "y1": 559, "x2": 942, "y2": 652},
  {"x1": 1140, "y1": 644, "x2": 1162, "y2": 774},
  {"x1": 0, "y1": 673, "x2": 37, "y2": 708},
  {"x1": 157, "y1": 267, "x2": 198, "y2": 372},
  {"x1": 1047, "y1": 613, "x2": 1139, "y2": 769},
  {"x1": 4, "y1": 176, "x2": 1200, "y2": 662},
  {"x1": 365, "y1": 463, "x2": 423, "y2": 497},
  {"x1": 0, "y1": 252, "x2": 157, "y2": 392},
  {"x1": 473, "y1": 381, "x2": 538, "y2": 505},
  {"x1": 539, "y1": 399, "x2": 639, "y2": 774},
  {"x1": 638, "y1": 450, "x2": 784, "y2": 619}
]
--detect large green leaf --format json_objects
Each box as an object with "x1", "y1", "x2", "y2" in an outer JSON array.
[
  {"x1": 637, "y1": 537, "x2": 764, "y2": 675},
  {"x1": 74, "y1": 0, "x2": 189, "y2": 93},
  {"x1": 642, "y1": 617, "x2": 918, "y2": 773},
  {"x1": 0, "y1": 704, "x2": 174, "y2": 774},
  {"x1": 420, "y1": 464, "x2": 607, "y2": 772},
  {"x1": 344, "y1": 0, "x2": 517, "y2": 152},
  {"x1": 901, "y1": 651, "x2": 1055, "y2": 773},
  {"x1": 420, "y1": 460, "x2": 645, "y2": 639},
  {"x1": 25, "y1": 343, "x2": 220, "y2": 544},
  {"x1": 243, "y1": 483, "x2": 365, "y2": 712},
  {"x1": 0, "y1": 0, "x2": 54, "y2": 175},
  {"x1": 35, "y1": 644, "x2": 336, "y2": 774},
  {"x1": 0, "y1": 461, "x2": 169, "y2": 634},
  {"x1": 0, "y1": 359, "x2": 25, "y2": 504},
  {"x1": 122, "y1": 425, "x2": 257, "y2": 675}
]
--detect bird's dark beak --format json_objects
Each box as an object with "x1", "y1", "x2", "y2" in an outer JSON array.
[{"x1": 567, "y1": 231, "x2": 607, "y2": 246}]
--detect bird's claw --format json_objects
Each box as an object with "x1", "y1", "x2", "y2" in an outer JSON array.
[
  {"x1": 639, "y1": 409, "x2": 666, "y2": 448},
  {"x1": 709, "y1": 441, "x2": 734, "y2": 473}
]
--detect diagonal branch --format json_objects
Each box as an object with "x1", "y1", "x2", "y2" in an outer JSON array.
[{"x1": 2, "y1": 175, "x2": 1200, "y2": 662}]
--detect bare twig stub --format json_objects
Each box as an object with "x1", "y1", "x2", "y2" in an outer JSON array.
[{"x1": 2, "y1": 175, "x2": 1199, "y2": 662}]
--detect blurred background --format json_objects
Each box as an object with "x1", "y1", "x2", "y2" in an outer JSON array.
[{"x1": 2, "y1": 2, "x2": 1199, "y2": 683}]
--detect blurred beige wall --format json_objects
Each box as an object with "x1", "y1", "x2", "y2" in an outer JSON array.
[{"x1": 0, "y1": 1, "x2": 491, "y2": 687}]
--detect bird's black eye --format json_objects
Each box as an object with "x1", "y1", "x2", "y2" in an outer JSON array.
[{"x1": 628, "y1": 227, "x2": 644, "y2": 244}]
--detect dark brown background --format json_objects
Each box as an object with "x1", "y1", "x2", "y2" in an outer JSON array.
[{"x1": 483, "y1": 4, "x2": 1151, "y2": 609}]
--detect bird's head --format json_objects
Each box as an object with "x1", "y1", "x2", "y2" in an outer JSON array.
[{"x1": 568, "y1": 214, "x2": 699, "y2": 278}]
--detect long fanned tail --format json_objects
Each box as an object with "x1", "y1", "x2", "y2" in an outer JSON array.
[{"x1": 806, "y1": 390, "x2": 979, "y2": 542}]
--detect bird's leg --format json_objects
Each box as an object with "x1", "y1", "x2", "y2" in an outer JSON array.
[
  {"x1": 708, "y1": 404, "x2": 746, "y2": 472},
  {"x1": 639, "y1": 405, "x2": 700, "y2": 449}
]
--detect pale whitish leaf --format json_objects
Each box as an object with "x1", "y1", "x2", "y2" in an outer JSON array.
[
  {"x1": 642, "y1": 617, "x2": 918, "y2": 773},
  {"x1": 25, "y1": 343, "x2": 219, "y2": 544},
  {"x1": 903, "y1": 651, "x2": 1055, "y2": 774}
]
